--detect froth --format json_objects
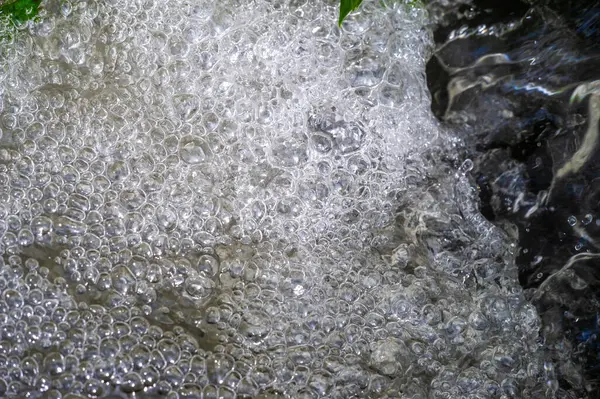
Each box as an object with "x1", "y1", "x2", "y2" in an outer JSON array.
[{"x1": 0, "y1": 0, "x2": 553, "y2": 397}]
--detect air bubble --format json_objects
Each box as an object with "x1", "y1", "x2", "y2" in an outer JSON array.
[
  {"x1": 195, "y1": 255, "x2": 220, "y2": 276},
  {"x1": 107, "y1": 161, "x2": 130, "y2": 182},
  {"x1": 184, "y1": 276, "x2": 215, "y2": 299},
  {"x1": 179, "y1": 136, "x2": 208, "y2": 164},
  {"x1": 121, "y1": 371, "x2": 144, "y2": 393},
  {"x1": 172, "y1": 94, "x2": 201, "y2": 122},
  {"x1": 54, "y1": 216, "x2": 87, "y2": 236},
  {"x1": 43, "y1": 352, "x2": 65, "y2": 376}
]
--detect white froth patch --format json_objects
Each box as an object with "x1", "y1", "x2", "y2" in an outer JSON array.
[{"x1": 0, "y1": 0, "x2": 551, "y2": 397}]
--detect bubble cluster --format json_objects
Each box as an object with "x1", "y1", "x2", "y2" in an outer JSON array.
[{"x1": 0, "y1": 0, "x2": 554, "y2": 397}]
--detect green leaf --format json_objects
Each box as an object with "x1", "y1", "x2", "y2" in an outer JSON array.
[
  {"x1": 0, "y1": 0, "x2": 41, "y2": 25},
  {"x1": 405, "y1": 0, "x2": 424, "y2": 8},
  {"x1": 338, "y1": 0, "x2": 363, "y2": 27}
]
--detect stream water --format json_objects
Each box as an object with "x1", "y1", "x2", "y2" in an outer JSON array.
[
  {"x1": 427, "y1": 0, "x2": 600, "y2": 396},
  {"x1": 0, "y1": 0, "x2": 596, "y2": 398}
]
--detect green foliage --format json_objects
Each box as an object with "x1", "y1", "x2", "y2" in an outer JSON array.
[
  {"x1": 404, "y1": 0, "x2": 424, "y2": 8},
  {"x1": 338, "y1": 0, "x2": 363, "y2": 26},
  {"x1": 0, "y1": 0, "x2": 41, "y2": 25},
  {"x1": 339, "y1": 0, "x2": 424, "y2": 26}
]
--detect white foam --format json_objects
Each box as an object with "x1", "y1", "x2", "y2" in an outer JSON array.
[{"x1": 0, "y1": 0, "x2": 551, "y2": 397}]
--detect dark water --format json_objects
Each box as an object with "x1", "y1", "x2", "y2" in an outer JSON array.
[{"x1": 426, "y1": 0, "x2": 600, "y2": 395}]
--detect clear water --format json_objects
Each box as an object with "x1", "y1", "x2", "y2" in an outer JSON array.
[
  {"x1": 426, "y1": 1, "x2": 600, "y2": 395},
  {"x1": 0, "y1": 0, "x2": 553, "y2": 397}
]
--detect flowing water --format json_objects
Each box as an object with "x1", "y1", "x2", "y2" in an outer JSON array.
[
  {"x1": 427, "y1": 0, "x2": 600, "y2": 395},
  {"x1": 0, "y1": 0, "x2": 592, "y2": 398}
]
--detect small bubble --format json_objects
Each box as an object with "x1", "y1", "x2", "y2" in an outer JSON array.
[
  {"x1": 121, "y1": 371, "x2": 144, "y2": 393},
  {"x1": 185, "y1": 276, "x2": 215, "y2": 299},
  {"x1": 83, "y1": 378, "x2": 107, "y2": 397},
  {"x1": 107, "y1": 161, "x2": 130, "y2": 182},
  {"x1": 172, "y1": 94, "x2": 200, "y2": 122},
  {"x1": 4, "y1": 290, "x2": 24, "y2": 308},
  {"x1": 179, "y1": 135, "x2": 209, "y2": 165},
  {"x1": 459, "y1": 159, "x2": 474, "y2": 174},
  {"x1": 43, "y1": 352, "x2": 65, "y2": 376},
  {"x1": 18, "y1": 229, "x2": 35, "y2": 247},
  {"x1": 54, "y1": 216, "x2": 87, "y2": 236},
  {"x1": 196, "y1": 255, "x2": 220, "y2": 276}
]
